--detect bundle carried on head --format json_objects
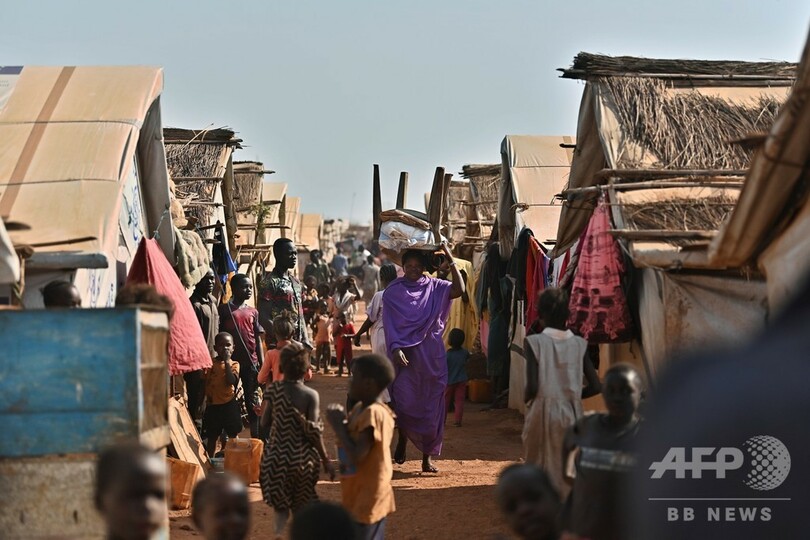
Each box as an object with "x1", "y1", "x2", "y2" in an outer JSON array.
[{"x1": 378, "y1": 208, "x2": 446, "y2": 265}]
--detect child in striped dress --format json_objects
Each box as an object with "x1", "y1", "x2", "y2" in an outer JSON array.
[{"x1": 260, "y1": 342, "x2": 335, "y2": 539}]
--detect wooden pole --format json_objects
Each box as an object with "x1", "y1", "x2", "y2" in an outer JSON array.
[
  {"x1": 396, "y1": 172, "x2": 409, "y2": 209},
  {"x1": 373, "y1": 164, "x2": 382, "y2": 240}
]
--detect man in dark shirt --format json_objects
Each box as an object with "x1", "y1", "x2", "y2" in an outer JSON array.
[
  {"x1": 304, "y1": 249, "x2": 331, "y2": 287},
  {"x1": 186, "y1": 270, "x2": 219, "y2": 422},
  {"x1": 258, "y1": 238, "x2": 312, "y2": 350}
]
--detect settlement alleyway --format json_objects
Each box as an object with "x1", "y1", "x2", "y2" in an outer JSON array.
[{"x1": 170, "y1": 307, "x2": 524, "y2": 539}]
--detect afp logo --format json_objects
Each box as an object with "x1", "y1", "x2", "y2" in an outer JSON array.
[{"x1": 650, "y1": 435, "x2": 791, "y2": 490}]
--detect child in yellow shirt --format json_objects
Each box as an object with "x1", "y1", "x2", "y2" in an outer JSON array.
[{"x1": 326, "y1": 354, "x2": 396, "y2": 539}]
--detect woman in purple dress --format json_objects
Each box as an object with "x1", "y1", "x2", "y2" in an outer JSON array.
[{"x1": 383, "y1": 244, "x2": 464, "y2": 472}]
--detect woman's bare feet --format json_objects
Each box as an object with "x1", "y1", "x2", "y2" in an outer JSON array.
[{"x1": 421, "y1": 454, "x2": 438, "y2": 473}]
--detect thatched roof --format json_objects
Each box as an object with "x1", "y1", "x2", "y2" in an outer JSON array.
[
  {"x1": 603, "y1": 77, "x2": 783, "y2": 170},
  {"x1": 560, "y1": 52, "x2": 797, "y2": 84},
  {"x1": 165, "y1": 127, "x2": 244, "y2": 228},
  {"x1": 460, "y1": 164, "x2": 501, "y2": 179},
  {"x1": 164, "y1": 127, "x2": 243, "y2": 145},
  {"x1": 164, "y1": 127, "x2": 242, "y2": 179}
]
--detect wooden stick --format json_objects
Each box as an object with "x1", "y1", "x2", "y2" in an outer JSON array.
[
  {"x1": 562, "y1": 180, "x2": 744, "y2": 196},
  {"x1": 233, "y1": 170, "x2": 275, "y2": 175},
  {"x1": 596, "y1": 168, "x2": 747, "y2": 181},
  {"x1": 608, "y1": 229, "x2": 717, "y2": 240}
]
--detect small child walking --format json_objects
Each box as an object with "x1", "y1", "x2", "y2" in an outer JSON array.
[
  {"x1": 259, "y1": 315, "x2": 311, "y2": 385},
  {"x1": 333, "y1": 312, "x2": 355, "y2": 376},
  {"x1": 313, "y1": 301, "x2": 333, "y2": 373},
  {"x1": 260, "y1": 342, "x2": 334, "y2": 540},
  {"x1": 445, "y1": 328, "x2": 470, "y2": 427},
  {"x1": 202, "y1": 333, "x2": 243, "y2": 457},
  {"x1": 327, "y1": 354, "x2": 396, "y2": 540}
]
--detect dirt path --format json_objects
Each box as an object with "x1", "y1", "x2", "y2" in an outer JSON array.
[{"x1": 170, "y1": 317, "x2": 523, "y2": 539}]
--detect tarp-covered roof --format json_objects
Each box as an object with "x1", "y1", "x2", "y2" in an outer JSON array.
[
  {"x1": 0, "y1": 66, "x2": 172, "y2": 257},
  {"x1": 298, "y1": 213, "x2": 322, "y2": 250},
  {"x1": 285, "y1": 196, "x2": 301, "y2": 242},
  {"x1": 499, "y1": 135, "x2": 574, "y2": 256},
  {"x1": 553, "y1": 53, "x2": 794, "y2": 258}
]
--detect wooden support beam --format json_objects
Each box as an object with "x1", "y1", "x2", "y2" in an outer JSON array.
[
  {"x1": 233, "y1": 170, "x2": 275, "y2": 175},
  {"x1": 26, "y1": 252, "x2": 109, "y2": 270},
  {"x1": 396, "y1": 171, "x2": 409, "y2": 209},
  {"x1": 608, "y1": 229, "x2": 717, "y2": 240}
]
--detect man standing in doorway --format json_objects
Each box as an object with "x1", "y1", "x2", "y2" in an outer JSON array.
[{"x1": 258, "y1": 238, "x2": 312, "y2": 350}]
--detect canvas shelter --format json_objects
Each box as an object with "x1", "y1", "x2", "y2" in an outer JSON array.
[
  {"x1": 550, "y1": 53, "x2": 796, "y2": 381},
  {"x1": 707, "y1": 29, "x2": 810, "y2": 314},
  {"x1": 498, "y1": 135, "x2": 575, "y2": 257},
  {"x1": 496, "y1": 135, "x2": 574, "y2": 412},
  {"x1": 0, "y1": 66, "x2": 174, "y2": 307}
]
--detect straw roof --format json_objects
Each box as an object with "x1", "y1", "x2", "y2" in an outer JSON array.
[
  {"x1": 460, "y1": 164, "x2": 500, "y2": 248},
  {"x1": 233, "y1": 161, "x2": 267, "y2": 246},
  {"x1": 165, "y1": 128, "x2": 243, "y2": 227},
  {"x1": 560, "y1": 52, "x2": 797, "y2": 84},
  {"x1": 602, "y1": 77, "x2": 783, "y2": 170}
]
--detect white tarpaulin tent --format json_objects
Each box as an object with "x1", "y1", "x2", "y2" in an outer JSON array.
[
  {"x1": 0, "y1": 66, "x2": 174, "y2": 307},
  {"x1": 498, "y1": 135, "x2": 574, "y2": 413},
  {"x1": 498, "y1": 135, "x2": 574, "y2": 258}
]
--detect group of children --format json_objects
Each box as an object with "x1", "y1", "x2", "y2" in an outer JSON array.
[{"x1": 92, "y1": 351, "x2": 398, "y2": 540}]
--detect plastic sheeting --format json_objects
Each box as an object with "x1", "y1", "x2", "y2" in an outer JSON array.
[{"x1": 637, "y1": 269, "x2": 767, "y2": 378}]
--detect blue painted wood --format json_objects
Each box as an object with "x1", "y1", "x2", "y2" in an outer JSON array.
[{"x1": 0, "y1": 309, "x2": 147, "y2": 457}]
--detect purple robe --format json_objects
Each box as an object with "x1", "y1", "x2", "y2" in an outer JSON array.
[{"x1": 383, "y1": 275, "x2": 452, "y2": 456}]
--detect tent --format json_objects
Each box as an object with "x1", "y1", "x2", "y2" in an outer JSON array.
[
  {"x1": 551, "y1": 53, "x2": 796, "y2": 381},
  {"x1": 707, "y1": 30, "x2": 810, "y2": 314},
  {"x1": 499, "y1": 135, "x2": 574, "y2": 258},
  {"x1": 495, "y1": 135, "x2": 575, "y2": 412},
  {"x1": 0, "y1": 66, "x2": 174, "y2": 307}
]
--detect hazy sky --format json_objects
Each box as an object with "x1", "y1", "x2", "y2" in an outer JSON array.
[{"x1": 3, "y1": 1, "x2": 809, "y2": 222}]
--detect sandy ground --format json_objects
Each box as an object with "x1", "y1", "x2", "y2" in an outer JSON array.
[{"x1": 170, "y1": 315, "x2": 524, "y2": 539}]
